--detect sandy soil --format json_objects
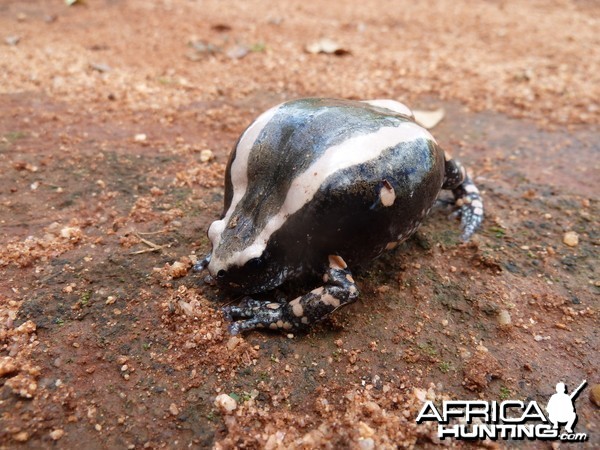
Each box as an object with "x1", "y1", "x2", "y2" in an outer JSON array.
[{"x1": 0, "y1": 0, "x2": 598, "y2": 448}]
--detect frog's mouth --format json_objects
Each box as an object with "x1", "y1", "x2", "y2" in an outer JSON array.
[{"x1": 194, "y1": 251, "x2": 293, "y2": 294}]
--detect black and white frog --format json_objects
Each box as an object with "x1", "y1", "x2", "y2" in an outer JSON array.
[{"x1": 194, "y1": 98, "x2": 483, "y2": 334}]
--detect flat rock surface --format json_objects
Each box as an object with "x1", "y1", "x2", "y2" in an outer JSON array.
[{"x1": 0, "y1": 0, "x2": 598, "y2": 448}]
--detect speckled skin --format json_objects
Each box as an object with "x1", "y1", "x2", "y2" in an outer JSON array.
[{"x1": 195, "y1": 98, "x2": 483, "y2": 334}]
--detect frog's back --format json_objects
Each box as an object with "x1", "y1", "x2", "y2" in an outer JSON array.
[{"x1": 213, "y1": 98, "x2": 444, "y2": 272}]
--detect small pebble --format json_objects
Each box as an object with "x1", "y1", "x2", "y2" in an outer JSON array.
[
  {"x1": 178, "y1": 300, "x2": 194, "y2": 316},
  {"x1": 358, "y1": 421, "x2": 375, "y2": 437},
  {"x1": 60, "y1": 226, "x2": 81, "y2": 240},
  {"x1": 498, "y1": 309, "x2": 511, "y2": 326},
  {"x1": 413, "y1": 388, "x2": 427, "y2": 402},
  {"x1": 200, "y1": 149, "x2": 214, "y2": 162},
  {"x1": 49, "y1": 429, "x2": 64, "y2": 441},
  {"x1": 214, "y1": 393, "x2": 237, "y2": 414},
  {"x1": 226, "y1": 45, "x2": 249, "y2": 60},
  {"x1": 5, "y1": 35, "x2": 21, "y2": 46},
  {"x1": 90, "y1": 62, "x2": 112, "y2": 73},
  {"x1": 226, "y1": 336, "x2": 241, "y2": 351},
  {"x1": 358, "y1": 438, "x2": 375, "y2": 450},
  {"x1": 169, "y1": 403, "x2": 179, "y2": 416},
  {"x1": 563, "y1": 231, "x2": 579, "y2": 247},
  {"x1": 134, "y1": 133, "x2": 147, "y2": 142},
  {"x1": 169, "y1": 261, "x2": 188, "y2": 279},
  {"x1": 13, "y1": 431, "x2": 29, "y2": 442},
  {"x1": 0, "y1": 356, "x2": 17, "y2": 377}
]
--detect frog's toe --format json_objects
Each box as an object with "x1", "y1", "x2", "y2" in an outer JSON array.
[
  {"x1": 221, "y1": 306, "x2": 234, "y2": 322},
  {"x1": 227, "y1": 317, "x2": 270, "y2": 335},
  {"x1": 193, "y1": 254, "x2": 211, "y2": 272},
  {"x1": 228, "y1": 321, "x2": 245, "y2": 335}
]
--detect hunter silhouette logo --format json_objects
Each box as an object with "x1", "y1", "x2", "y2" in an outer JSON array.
[
  {"x1": 546, "y1": 381, "x2": 586, "y2": 434},
  {"x1": 416, "y1": 380, "x2": 588, "y2": 442}
]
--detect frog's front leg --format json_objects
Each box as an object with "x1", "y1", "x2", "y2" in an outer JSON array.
[
  {"x1": 223, "y1": 255, "x2": 358, "y2": 335},
  {"x1": 442, "y1": 151, "x2": 484, "y2": 241}
]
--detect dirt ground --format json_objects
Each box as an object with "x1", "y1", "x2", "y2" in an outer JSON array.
[{"x1": 0, "y1": 0, "x2": 598, "y2": 448}]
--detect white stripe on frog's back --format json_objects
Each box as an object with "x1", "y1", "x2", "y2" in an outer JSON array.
[
  {"x1": 212, "y1": 121, "x2": 436, "y2": 271},
  {"x1": 207, "y1": 103, "x2": 282, "y2": 247}
]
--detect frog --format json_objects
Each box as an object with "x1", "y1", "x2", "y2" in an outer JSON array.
[{"x1": 194, "y1": 98, "x2": 483, "y2": 334}]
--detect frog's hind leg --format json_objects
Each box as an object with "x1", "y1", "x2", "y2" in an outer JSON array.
[
  {"x1": 223, "y1": 255, "x2": 359, "y2": 335},
  {"x1": 442, "y1": 151, "x2": 484, "y2": 241}
]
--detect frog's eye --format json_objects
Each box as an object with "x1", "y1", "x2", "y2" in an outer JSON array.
[{"x1": 217, "y1": 269, "x2": 227, "y2": 279}]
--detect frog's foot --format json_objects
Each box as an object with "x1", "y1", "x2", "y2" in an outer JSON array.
[
  {"x1": 222, "y1": 297, "x2": 284, "y2": 327},
  {"x1": 451, "y1": 175, "x2": 483, "y2": 241},
  {"x1": 193, "y1": 253, "x2": 211, "y2": 272},
  {"x1": 442, "y1": 153, "x2": 483, "y2": 241},
  {"x1": 223, "y1": 255, "x2": 359, "y2": 335}
]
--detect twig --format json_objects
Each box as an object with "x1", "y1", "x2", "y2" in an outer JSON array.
[
  {"x1": 136, "y1": 228, "x2": 170, "y2": 236},
  {"x1": 130, "y1": 232, "x2": 171, "y2": 255},
  {"x1": 130, "y1": 246, "x2": 169, "y2": 255}
]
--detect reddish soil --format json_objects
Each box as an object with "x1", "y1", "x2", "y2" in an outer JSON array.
[{"x1": 0, "y1": 1, "x2": 598, "y2": 448}]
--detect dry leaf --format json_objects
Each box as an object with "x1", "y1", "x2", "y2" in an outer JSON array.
[{"x1": 413, "y1": 108, "x2": 445, "y2": 129}]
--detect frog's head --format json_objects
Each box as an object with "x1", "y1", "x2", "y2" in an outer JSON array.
[
  {"x1": 198, "y1": 101, "x2": 305, "y2": 293},
  {"x1": 203, "y1": 216, "x2": 290, "y2": 294}
]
